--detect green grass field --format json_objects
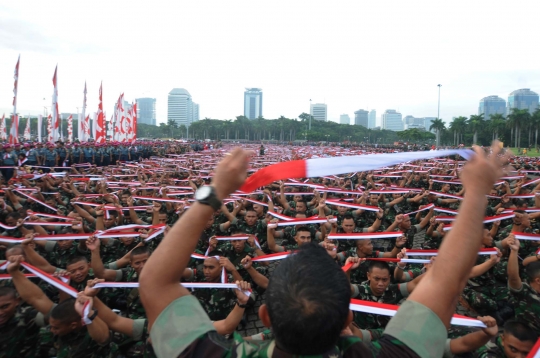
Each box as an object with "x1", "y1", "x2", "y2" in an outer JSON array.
[{"x1": 509, "y1": 148, "x2": 540, "y2": 157}]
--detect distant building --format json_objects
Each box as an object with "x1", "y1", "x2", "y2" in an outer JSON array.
[
  {"x1": 508, "y1": 88, "x2": 539, "y2": 114},
  {"x1": 310, "y1": 103, "x2": 327, "y2": 121},
  {"x1": 381, "y1": 109, "x2": 403, "y2": 131},
  {"x1": 192, "y1": 102, "x2": 199, "y2": 123},
  {"x1": 244, "y1": 88, "x2": 263, "y2": 120},
  {"x1": 339, "y1": 114, "x2": 351, "y2": 125},
  {"x1": 368, "y1": 110, "x2": 376, "y2": 129},
  {"x1": 423, "y1": 117, "x2": 436, "y2": 132},
  {"x1": 354, "y1": 110, "x2": 368, "y2": 127},
  {"x1": 168, "y1": 88, "x2": 195, "y2": 127},
  {"x1": 61, "y1": 113, "x2": 79, "y2": 120},
  {"x1": 478, "y1": 95, "x2": 506, "y2": 120},
  {"x1": 403, "y1": 115, "x2": 425, "y2": 129},
  {"x1": 136, "y1": 98, "x2": 156, "y2": 125}
]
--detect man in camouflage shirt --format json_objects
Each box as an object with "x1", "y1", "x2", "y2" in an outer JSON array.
[{"x1": 475, "y1": 320, "x2": 538, "y2": 357}]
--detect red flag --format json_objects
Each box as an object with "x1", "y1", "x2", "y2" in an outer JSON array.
[
  {"x1": 8, "y1": 115, "x2": 19, "y2": 144},
  {"x1": 9, "y1": 56, "x2": 20, "y2": 144},
  {"x1": 131, "y1": 102, "x2": 137, "y2": 142}
]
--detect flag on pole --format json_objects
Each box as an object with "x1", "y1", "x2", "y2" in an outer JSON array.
[
  {"x1": 38, "y1": 114, "x2": 42, "y2": 142},
  {"x1": 67, "y1": 114, "x2": 73, "y2": 142},
  {"x1": 95, "y1": 82, "x2": 105, "y2": 143},
  {"x1": 131, "y1": 101, "x2": 137, "y2": 143},
  {"x1": 23, "y1": 116, "x2": 31, "y2": 140},
  {"x1": 9, "y1": 55, "x2": 20, "y2": 144},
  {"x1": 114, "y1": 93, "x2": 124, "y2": 141},
  {"x1": 92, "y1": 113, "x2": 97, "y2": 140},
  {"x1": 83, "y1": 115, "x2": 90, "y2": 141},
  {"x1": 0, "y1": 114, "x2": 5, "y2": 140},
  {"x1": 9, "y1": 115, "x2": 19, "y2": 144},
  {"x1": 51, "y1": 65, "x2": 60, "y2": 141}
]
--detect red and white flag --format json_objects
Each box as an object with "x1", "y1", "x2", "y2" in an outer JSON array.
[
  {"x1": 23, "y1": 116, "x2": 31, "y2": 140},
  {"x1": 80, "y1": 81, "x2": 87, "y2": 140},
  {"x1": 240, "y1": 149, "x2": 474, "y2": 193},
  {"x1": 37, "y1": 114, "x2": 42, "y2": 142},
  {"x1": 0, "y1": 113, "x2": 6, "y2": 140},
  {"x1": 67, "y1": 114, "x2": 73, "y2": 142},
  {"x1": 9, "y1": 55, "x2": 20, "y2": 144},
  {"x1": 51, "y1": 65, "x2": 60, "y2": 141},
  {"x1": 131, "y1": 101, "x2": 137, "y2": 142},
  {"x1": 95, "y1": 82, "x2": 105, "y2": 143},
  {"x1": 8, "y1": 114, "x2": 19, "y2": 144},
  {"x1": 82, "y1": 114, "x2": 90, "y2": 140},
  {"x1": 114, "y1": 93, "x2": 124, "y2": 141}
]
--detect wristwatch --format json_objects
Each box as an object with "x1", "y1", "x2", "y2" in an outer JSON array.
[
  {"x1": 88, "y1": 309, "x2": 98, "y2": 321},
  {"x1": 195, "y1": 186, "x2": 222, "y2": 211},
  {"x1": 236, "y1": 300, "x2": 248, "y2": 308}
]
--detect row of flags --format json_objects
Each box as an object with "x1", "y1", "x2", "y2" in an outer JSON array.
[{"x1": 5, "y1": 55, "x2": 137, "y2": 144}]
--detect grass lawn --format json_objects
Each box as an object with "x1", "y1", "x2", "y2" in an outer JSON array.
[{"x1": 509, "y1": 148, "x2": 540, "y2": 157}]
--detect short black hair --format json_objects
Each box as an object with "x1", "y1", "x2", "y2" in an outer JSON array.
[
  {"x1": 130, "y1": 246, "x2": 150, "y2": 258},
  {"x1": 51, "y1": 298, "x2": 81, "y2": 324},
  {"x1": 342, "y1": 214, "x2": 354, "y2": 221},
  {"x1": 0, "y1": 287, "x2": 17, "y2": 299},
  {"x1": 368, "y1": 260, "x2": 391, "y2": 274},
  {"x1": 266, "y1": 243, "x2": 350, "y2": 355},
  {"x1": 207, "y1": 250, "x2": 223, "y2": 257},
  {"x1": 6, "y1": 212, "x2": 21, "y2": 221},
  {"x1": 121, "y1": 190, "x2": 132, "y2": 196},
  {"x1": 66, "y1": 256, "x2": 88, "y2": 267},
  {"x1": 504, "y1": 320, "x2": 539, "y2": 343},
  {"x1": 526, "y1": 261, "x2": 540, "y2": 280},
  {"x1": 514, "y1": 209, "x2": 527, "y2": 215},
  {"x1": 295, "y1": 200, "x2": 307, "y2": 207},
  {"x1": 295, "y1": 226, "x2": 311, "y2": 235}
]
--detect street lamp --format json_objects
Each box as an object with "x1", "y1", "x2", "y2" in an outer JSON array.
[{"x1": 437, "y1": 84, "x2": 442, "y2": 120}]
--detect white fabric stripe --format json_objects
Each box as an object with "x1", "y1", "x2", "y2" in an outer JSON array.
[{"x1": 305, "y1": 149, "x2": 473, "y2": 178}]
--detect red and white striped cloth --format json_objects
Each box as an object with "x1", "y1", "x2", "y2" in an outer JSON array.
[
  {"x1": 328, "y1": 232, "x2": 403, "y2": 240},
  {"x1": 240, "y1": 149, "x2": 474, "y2": 192},
  {"x1": 349, "y1": 299, "x2": 486, "y2": 327}
]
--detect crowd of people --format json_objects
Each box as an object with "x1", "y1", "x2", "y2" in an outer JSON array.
[{"x1": 0, "y1": 139, "x2": 539, "y2": 357}]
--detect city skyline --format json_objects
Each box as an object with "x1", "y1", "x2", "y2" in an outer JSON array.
[{"x1": 1, "y1": 1, "x2": 539, "y2": 127}]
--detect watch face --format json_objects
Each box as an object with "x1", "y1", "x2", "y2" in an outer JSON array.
[{"x1": 195, "y1": 186, "x2": 212, "y2": 200}]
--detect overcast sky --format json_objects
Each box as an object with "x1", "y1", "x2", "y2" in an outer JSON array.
[{"x1": 1, "y1": 0, "x2": 539, "y2": 126}]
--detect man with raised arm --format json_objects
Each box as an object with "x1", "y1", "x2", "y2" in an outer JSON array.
[{"x1": 140, "y1": 144, "x2": 507, "y2": 357}]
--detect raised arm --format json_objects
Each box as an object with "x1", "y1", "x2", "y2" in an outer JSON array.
[
  {"x1": 401, "y1": 143, "x2": 507, "y2": 329},
  {"x1": 87, "y1": 235, "x2": 119, "y2": 281},
  {"x1": 507, "y1": 235, "x2": 522, "y2": 290},
  {"x1": 139, "y1": 148, "x2": 250, "y2": 330}
]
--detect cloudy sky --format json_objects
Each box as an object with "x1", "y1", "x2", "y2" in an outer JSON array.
[{"x1": 1, "y1": 0, "x2": 539, "y2": 126}]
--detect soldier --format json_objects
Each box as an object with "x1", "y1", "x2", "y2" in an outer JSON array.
[
  {"x1": 348, "y1": 260, "x2": 423, "y2": 329},
  {"x1": 6, "y1": 256, "x2": 110, "y2": 357},
  {"x1": 24, "y1": 142, "x2": 39, "y2": 167},
  {"x1": 35, "y1": 142, "x2": 46, "y2": 165},
  {"x1": 0, "y1": 286, "x2": 41, "y2": 357},
  {"x1": 56, "y1": 141, "x2": 68, "y2": 166},
  {"x1": 385, "y1": 209, "x2": 434, "y2": 249},
  {"x1": 71, "y1": 143, "x2": 82, "y2": 165},
  {"x1": 507, "y1": 235, "x2": 540, "y2": 334},
  {"x1": 267, "y1": 224, "x2": 312, "y2": 252},
  {"x1": 82, "y1": 143, "x2": 95, "y2": 164},
  {"x1": 334, "y1": 212, "x2": 384, "y2": 251},
  {"x1": 475, "y1": 320, "x2": 538, "y2": 357},
  {"x1": 339, "y1": 236, "x2": 407, "y2": 284},
  {"x1": 0, "y1": 144, "x2": 17, "y2": 181}
]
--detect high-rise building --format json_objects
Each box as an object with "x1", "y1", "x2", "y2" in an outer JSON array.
[
  {"x1": 310, "y1": 103, "x2": 327, "y2": 121},
  {"x1": 339, "y1": 114, "x2": 351, "y2": 125},
  {"x1": 368, "y1": 110, "x2": 376, "y2": 129},
  {"x1": 136, "y1": 98, "x2": 156, "y2": 125},
  {"x1": 244, "y1": 88, "x2": 263, "y2": 120},
  {"x1": 508, "y1": 89, "x2": 539, "y2": 114},
  {"x1": 354, "y1": 109, "x2": 369, "y2": 127},
  {"x1": 423, "y1": 117, "x2": 436, "y2": 132},
  {"x1": 403, "y1": 115, "x2": 425, "y2": 129},
  {"x1": 192, "y1": 102, "x2": 199, "y2": 123},
  {"x1": 381, "y1": 109, "x2": 403, "y2": 131},
  {"x1": 168, "y1": 88, "x2": 195, "y2": 127},
  {"x1": 479, "y1": 95, "x2": 506, "y2": 120}
]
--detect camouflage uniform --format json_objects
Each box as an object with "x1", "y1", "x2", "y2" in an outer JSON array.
[
  {"x1": 462, "y1": 255, "x2": 511, "y2": 315},
  {"x1": 351, "y1": 281, "x2": 410, "y2": 329},
  {"x1": 43, "y1": 241, "x2": 90, "y2": 269},
  {"x1": 421, "y1": 230, "x2": 443, "y2": 250},
  {"x1": 509, "y1": 282, "x2": 540, "y2": 334},
  {"x1": 49, "y1": 326, "x2": 110, "y2": 358},
  {"x1": 337, "y1": 248, "x2": 386, "y2": 284},
  {"x1": 150, "y1": 296, "x2": 446, "y2": 357},
  {"x1": 399, "y1": 224, "x2": 423, "y2": 250},
  {"x1": 191, "y1": 271, "x2": 236, "y2": 321},
  {"x1": 0, "y1": 305, "x2": 41, "y2": 357},
  {"x1": 230, "y1": 218, "x2": 269, "y2": 253},
  {"x1": 118, "y1": 267, "x2": 145, "y2": 319},
  {"x1": 282, "y1": 225, "x2": 320, "y2": 246},
  {"x1": 474, "y1": 335, "x2": 506, "y2": 357},
  {"x1": 110, "y1": 318, "x2": 156, "y2": 358}
]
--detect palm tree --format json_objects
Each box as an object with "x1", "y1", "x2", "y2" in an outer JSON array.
[
  {"x1": 507, "y1": 108, "x2": 531, "y2": 149},
  {"x1": 467, "y1": 114, "x2": 483, "y2": 145},
  {"x1": 429, "y1": 118, "x2": 446, "y2": 147},
  {"x1": 449, "y1": 116, "x2": 467, "y2": 145},
  {"x1": 488, "y1": 113, "x2": 506, "y2": 141}
]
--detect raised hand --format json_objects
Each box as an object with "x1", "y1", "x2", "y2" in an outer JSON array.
[
  {"x1": 234, "y1": 280, "x2": 251, "y2": 305},
  {"x1": 86, "y1": 234, "x2": 101, "y2": 252}
]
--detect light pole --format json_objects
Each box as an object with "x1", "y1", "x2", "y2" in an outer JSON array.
[
  {"x1": 309, "y1": 99, "x2": 312, "y2": 130},
  {"x1": 437, "y1": 84, "x2": 442, "y2": 120}
]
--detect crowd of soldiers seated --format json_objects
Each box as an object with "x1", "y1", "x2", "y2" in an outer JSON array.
[{"x1": 0, "y1": 142, "x2": 539, "y2": 357}]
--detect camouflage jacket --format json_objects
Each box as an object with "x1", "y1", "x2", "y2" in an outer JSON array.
[
  {"x1": 191, "y1": 272, "x2": 236, "y2": 321},
  {"x1": 510, "y1": 282, "x2": 540, "y2": 333},
  {"x1": 0, "y1": 305, "x2": 41, "y2": 357},
  {"x1": 475, "y1": 335, "x2": 506, "y2": 358},
  {"x1": 53, "y1": 327, "x2": 110, "y2": 358},
  {"x1": 351, "y1": 281, "x2": 409, "y2": 329}
]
